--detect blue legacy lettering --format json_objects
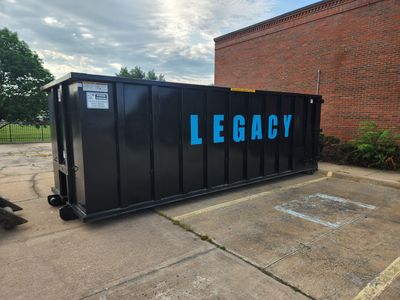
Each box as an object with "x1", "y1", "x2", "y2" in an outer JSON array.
[{"x1": 190, "y1": 114, "x2": 293, "y2": 145}]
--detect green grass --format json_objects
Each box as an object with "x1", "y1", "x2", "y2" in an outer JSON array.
[{"x1": 0, "y1": 124, "x2": 51, "y2": 143}]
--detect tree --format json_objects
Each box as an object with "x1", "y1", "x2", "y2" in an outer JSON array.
[
  {"x1": 146, "y1": 69, "x2": 157, "y2": 80},
  {"x1": 116, "y1": 66, "x2": 165, "y2": 81},
  {"x1": 129, "y1": 66, "x2": 146, "y2": 79},
  {"x1": 0, "y1": 28, "x2": 54, "y2": 125},
  {"x1": 157, "y1": 73, "x2": 165, "y2": 81}
]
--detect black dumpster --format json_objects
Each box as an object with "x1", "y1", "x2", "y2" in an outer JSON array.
[{"x1": 42, "y1": 73, "x2": 323, "y2": 221}]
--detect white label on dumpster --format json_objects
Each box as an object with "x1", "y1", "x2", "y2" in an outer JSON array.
[
  {"x1": 86, "y1": 92, "x2": 109, "y2": 109},
  {"x1": 82, "y1": 81, "x2": 108, "y2": 92}
]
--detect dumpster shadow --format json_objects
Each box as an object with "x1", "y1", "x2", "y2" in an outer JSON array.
[
  {"x1": 86, "y1": 172, "x2": 319, "y2": 228},
  {"x1": 85, "y1": 209, "x2": 155, "y2": 230},
  {"x1": 156, "y1": 172, "x2": 314, "y2": 212}
]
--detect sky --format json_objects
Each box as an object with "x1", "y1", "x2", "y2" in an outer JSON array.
[{"x1": 0, "y1": 0, "x2": 317, "y2": 84}]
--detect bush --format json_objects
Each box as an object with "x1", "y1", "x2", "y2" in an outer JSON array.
[
  {"x1": 319, "y1": 122, "x2": 400, "y2": 170},
  {"x1": 320, "y1": 134, "x2": 355, "y2": 164},
  {"x1": 349, "y1": 122, "x2": 400, "y2": 169}
]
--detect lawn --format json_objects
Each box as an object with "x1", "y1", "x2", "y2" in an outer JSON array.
[{"x1": 0, "y1": 124, "x2": 51, "y2": 143}]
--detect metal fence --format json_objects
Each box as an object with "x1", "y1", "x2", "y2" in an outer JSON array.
[{"x1": 0, "y1": 124, "x2": 51, "y2": 144}]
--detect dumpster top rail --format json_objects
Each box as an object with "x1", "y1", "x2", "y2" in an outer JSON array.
[{"x1": 42, "y1": 72, "x2": 321, "y2": 98}]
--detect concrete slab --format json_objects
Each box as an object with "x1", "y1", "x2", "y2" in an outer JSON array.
[
  {"x1": 267, "y1": 215, "x2": 400, "y2": 299},
  {"x1": 84, "y1": 248, "x2": 307, "y2": 300},
  {"x1": 0, "y1": 212, "x2": 215, "y2": 300},
  {"x1": 159, "y1": 177, "x2": 400, "y2": 299}
]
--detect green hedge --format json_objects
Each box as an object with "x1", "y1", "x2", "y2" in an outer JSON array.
[{"x1": 320, "y1": 122, "x2": 400, "y2": 171}]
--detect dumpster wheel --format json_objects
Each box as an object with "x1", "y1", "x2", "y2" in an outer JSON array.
[
  {"x1": 47, "y1": 195, "x2": 66, "y2": 207},
  {"x1": 59, "y1": 205, "x2": 78, "y2": 221}
]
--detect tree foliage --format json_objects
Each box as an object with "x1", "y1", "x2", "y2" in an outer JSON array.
[
  {"x1": 116, "y1": 66, "x2": 165, "y2": 81},
  {"x1": 0, "y1": 27, "x2": 54, "y2": 125}
]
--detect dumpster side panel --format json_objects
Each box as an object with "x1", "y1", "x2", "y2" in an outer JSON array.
[
  {"x1": 123, "y1": 84, "x2": 152, "y2": 205},
  {"x1": 182, "y1": 88, "x2": 206, "y2": 193},
  {"x1": 79, "y1": 84, "x2": 119, "y2": 213},
  {"x1": 293, "y1": 96, "x2": 307, "y2": 171},
  {"x1": 278, "y1": 95, "x2": 292, "y2": 172},
  {"x1": 153, "y1": 87, "x2": 181, "y2": 199},
  {"x1": 206, "y1": 90, "x2": 228, "y2": 188},
  {"x1": 264, "y1": 94, "x2": 279, "y2": 175},
  {"x1": 228, "y1": 92, "x2": 247, "y2": 183},
  {"x1": 247, "y1": 93, "x2": 264, "y2": 179}
]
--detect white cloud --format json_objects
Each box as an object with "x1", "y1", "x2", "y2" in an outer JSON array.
[
  {"x1": 109, "y1": 63, "x2": 122, "y2": 70},
  {"x1": 81, "y1": 32, "x2": 94, "y2": 39},
  {"x1": 43, "y1": 16, "x2": 64, "y2": 27},
  {"x1": 36, "y1": 49, "x2": 74, "y2": 61},
  {"x1": 2, "y1": 0, "x2": 277, "y2": 83}
]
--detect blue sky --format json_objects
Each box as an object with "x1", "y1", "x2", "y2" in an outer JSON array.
[{"x1": 0, "y1": 0, "x2": 318, "y2": 84}]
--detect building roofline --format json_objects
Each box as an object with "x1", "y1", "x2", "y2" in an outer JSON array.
[{"x1": 214, "y1": 0, "x2": 348, "y2": 43}]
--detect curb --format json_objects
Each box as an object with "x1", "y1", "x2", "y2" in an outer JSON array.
[{"x1": 320, "y1": 170, "x2": 400, "y2": 190}]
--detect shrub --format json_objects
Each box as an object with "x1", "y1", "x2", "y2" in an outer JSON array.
[
  {"x1": 349, "y1": 122, "x2": 400, "y2": 169},
  {"x1": 320, "y1": 134, "x2": 355, "y2": 164},
  {"x1": 319, "y1": 123, "x2": 400, "y2": 170}
]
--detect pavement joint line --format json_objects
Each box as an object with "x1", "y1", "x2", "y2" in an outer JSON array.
[
  {"x1": 173, "y1": 176, "x2": 329, "y2": 221},
  {"x1": 79, "y1": 247, "x2": 218, "y2": 300},
  {"x1": 353, "y1": 256, "x2": 400, "y2": 300},
  {"x1": 1, "y1": 224, "x2": 84, "y2": 246},
  {"x1": 155, "y1": 209, "x2": 316, "y2": 300}
]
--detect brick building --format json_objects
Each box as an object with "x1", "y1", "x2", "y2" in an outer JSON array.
[{"x1": 214, "y1": 0, "x2": 399, "y2": 141}]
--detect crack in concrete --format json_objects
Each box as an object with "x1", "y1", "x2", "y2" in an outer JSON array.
[
  {"x1": 79, "y1": 247, "x2": 217, "y2": 300},
  {"x1": 155, "y1": 210, "x2": 315, "y2": 300},
  {"x1": 263, "y1": 211, "x2": 374, "y2": 270},
  {"x1": 31, "y1": 173, "x2": 41, "y2": 198}
]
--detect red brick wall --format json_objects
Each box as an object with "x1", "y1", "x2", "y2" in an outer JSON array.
[{"x1": 215, "y1": 0, "x2": 400, "y2": 141}]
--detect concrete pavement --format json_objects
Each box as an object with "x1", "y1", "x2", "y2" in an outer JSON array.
[
  {"x1": 1, "y1": 143, "x2": 399, "y2": 299},
  {"x1": 0, "y1": 143, "x2": 307, "y2": 300}
]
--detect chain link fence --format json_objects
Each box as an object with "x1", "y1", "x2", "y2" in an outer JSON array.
[{"x1": 0, "y1": 124, "x2": 51, "y2": 143}]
